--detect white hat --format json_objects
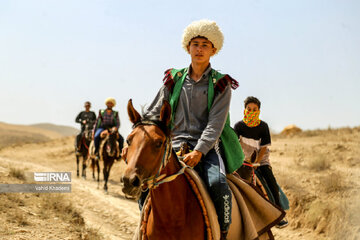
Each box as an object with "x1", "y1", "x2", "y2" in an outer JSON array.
[
  {"x1": 182, "y1": 19, "x2": 224, "y2": 55},
  {"x1": 105, "y1": 97, "x2": 116, "y2": 106}
]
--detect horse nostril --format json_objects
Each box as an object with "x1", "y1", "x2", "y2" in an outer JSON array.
[{"x1": 130, "y1": 175, "x2": 140, "y2": 187}]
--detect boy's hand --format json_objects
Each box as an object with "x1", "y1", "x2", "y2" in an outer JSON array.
[{"x1": 183, "y1": 150, "x2": 202, "y2": 167}]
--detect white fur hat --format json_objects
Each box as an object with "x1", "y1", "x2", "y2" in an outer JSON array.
[
  {"x1": 105, "y1": 97, "x2": 116, "y2": 106},
  {"x1": 182, "y1": 19, "x2": 224, "y2": 55}
]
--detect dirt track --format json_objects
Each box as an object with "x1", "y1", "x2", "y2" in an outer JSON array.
[
  {"x1": 1, "y1": 127, "x2": 359, "y2": 239},
  {"x1": 0, "y1": 137, "x2": 139, "y2": 240}
]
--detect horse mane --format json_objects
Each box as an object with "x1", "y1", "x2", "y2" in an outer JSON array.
[{"x1": 135, "y1": 110, "x2": 171, "y2": 136}]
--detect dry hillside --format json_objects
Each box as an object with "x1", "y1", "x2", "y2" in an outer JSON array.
[
  {"x1": 0, "y1": 122, "x2": 78, "y2": 149},
  {"x1": 271, "y1": 126, "x2": 360, "y2": 240}
]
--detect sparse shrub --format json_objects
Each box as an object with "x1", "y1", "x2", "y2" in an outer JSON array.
[
  {"x1": 308, "y1": 154, "x2": 331, "y2": 171},
  {"x1": 40, "y1": 194, "x2": 84, "y2": 225},
  {"x1": 322, "y1": 172, "x2": 344, "y2": 193},
  {"x1": 81, "y1": 227, "x2": 103, "y2": 240},
  {"x1": 13, "y1": 210, "x2": 29, "y2": 226},
  {"x1": 9, "y1": 167, "x2": 26, "y2": 181}
]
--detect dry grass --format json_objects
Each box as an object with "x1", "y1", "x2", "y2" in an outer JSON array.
[
  {"x1": 9, "y1": 167, "x2": 26, "y2": 181},
  {"x1": 0, "y1": 165, "x2": 103, "y2": 240},
  {"x1": 38, "y1": 194, "x2": 104, "y2": 239},
  {"x1": 322, "y1": 172, "x2": 345, "y2": 193},
  {"x1": 81, "y1": 227, "x2": 104, "y2": 240},
  {"x1": 39, "y1": 193, "x2": 85, "y2": 225},
  {"x1": 12, "y1": 210, "x2": 30, "y2": 226},
  {"x1": 272, "y1": 126, "x2": 360, "y2": 239},
  {"x1": 0, "y1": 194, "x2": 30, "y2": 227},
  {"x1": 307, "y1": 153, "x2": 331, "y2": 171}
]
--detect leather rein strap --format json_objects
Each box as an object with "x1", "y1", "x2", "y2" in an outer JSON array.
[{"x1": 130, "y1": 120, "x2": 187, "y2": 191}]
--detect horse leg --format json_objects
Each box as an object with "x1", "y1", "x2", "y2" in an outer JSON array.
[
  {"x1": 97, "y1": 160, "x2": 100, "y2": 183},
  {"x1": 76, "y1": 155, "x2": 80, "y2": 177},
  {"x1": 82, "y1": 154, "x2": 87, "y2": 179},
  {"x1": 91, "y1": 158, "x2": 95, "y2": 180},
  {"x1": 103, "y1": 164, "x2": 108, "y2": 192}
]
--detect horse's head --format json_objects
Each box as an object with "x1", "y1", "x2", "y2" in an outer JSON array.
[
  {"x1": 105, "y1": 127, "x2": 118, "y2": 157},
  {"x1": 237, "y1": 150, "x2": 258, "y2": 183},
  {"x1": 121, "y1": 99, "x2": 171, "y2": 198},
  {"x1": 83, "y1": 124, "x2": 93, "y2": 141}
]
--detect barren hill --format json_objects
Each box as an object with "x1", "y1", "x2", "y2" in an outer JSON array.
[
  {"x1": 30, "y1": 123, "x2": 78, "y2": 137},
  {"x1": 0, "y1": 122, "x2": 78, "y2": 149}
]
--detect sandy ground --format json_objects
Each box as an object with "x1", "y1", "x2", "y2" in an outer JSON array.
[{"x1": 0, "y1": 126, "x2": 359, "y2": 240}]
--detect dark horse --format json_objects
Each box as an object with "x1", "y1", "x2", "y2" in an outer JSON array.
[
  {"x1": 95, "y1": 127, "x2": 121, "y2": 192},
  {"x1": 75, "y1": 123, "x2": 92, "y2": 178},
  {"x1": 237, "y1": 151, "x2": 270, "y2": 200},
  {"x1": 122, "y1": 99, "x2": 284, "y2": 240},
  {"x1": 237, "y1": 151, "x2": 258, "y2": 184}
]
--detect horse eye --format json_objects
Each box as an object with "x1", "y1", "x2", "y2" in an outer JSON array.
[
  {"x1": 126, "y1": 139, "x2": 131, "y2": 146},
  {"x1": 155, "y1": 141, "x2": 163, "y2": 148}
]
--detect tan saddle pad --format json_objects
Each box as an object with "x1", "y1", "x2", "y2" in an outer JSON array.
[{"x1": 185, "y1": 168, "x2": 284, "y2": 240}]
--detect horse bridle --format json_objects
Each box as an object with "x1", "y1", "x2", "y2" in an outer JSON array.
[
  {"x1": 127, "y1": 120, "x2": 187, "y2": 191},
  {"x1": 242, "y1": 161, "x2": 260, "y2": 185}
]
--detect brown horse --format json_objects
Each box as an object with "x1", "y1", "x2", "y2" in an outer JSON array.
[
  {"x1": 237, "y1": 151, "x2": 270, "y2": 200},
  {"x1": 237, "y1": 151, "x2": 258, "y2": 185},
  {"x1": 99, "y1": 127, "x2": 120, "y2": 192},
  {"x1": 89, "y1": 127, "x2": 120, "y2": 191},
  {"x1": 75, "y1": 124, "x2": 92, "y2": 178},
  {"x1": 122, "y1": 99, "x2": 284, "y2": 240}
]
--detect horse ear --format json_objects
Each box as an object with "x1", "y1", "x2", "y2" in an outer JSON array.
[
  {"x1": 127, "y1": 99, "x2": 141, "y2": 124},
  {"x1": 160, "y1": 100, "x2": 172, "y2": 127},
  {"x1": 250, "y1": 150, "x2": 257, "y2": 163}
]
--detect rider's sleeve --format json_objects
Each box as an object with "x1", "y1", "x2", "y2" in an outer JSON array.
[
  {"x1": 143, "y1": 85, "x2": 170, "y2": 119},
  {"x1": 260, "y1": 122, "x2": 271, "y2": 147},
  {"x1": 75, "y1": 112, "x2": 82, "y2": 123},
  {"x1": 195, "y1": 84, "x2": 231, "y2": 155},
  {"x1": 89, "y1": 112, "x2": 97, "y2": 127}
]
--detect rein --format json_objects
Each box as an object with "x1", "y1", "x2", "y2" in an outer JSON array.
[
  {"x1": 129, "y1": 120, "x2": 188, "y2": 191},
  {"x1": 82, "y1": 135, "x2": 89, "y2": 150},
  {"x1": 242, "y1": 162, "x2": 260, "y2": 185}
]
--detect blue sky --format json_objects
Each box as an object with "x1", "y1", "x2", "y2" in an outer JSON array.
[{"x1": 1, "y1": 0, "x2": 359, "y2": 135}]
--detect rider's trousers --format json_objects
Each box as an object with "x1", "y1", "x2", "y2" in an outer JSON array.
[
  {"x1": 94, "y1": 128, "x2": 104, "y2": 153},
  {"x1": 195, "y1": 148, "x2": 232, "y2": 232}
]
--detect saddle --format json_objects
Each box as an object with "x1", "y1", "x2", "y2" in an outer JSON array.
[{"x1": 137, "y1": 143, "x2": 285, "y2": 240}]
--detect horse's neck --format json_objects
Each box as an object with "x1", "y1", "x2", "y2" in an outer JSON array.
[{"x1": 150, "y1": 153, "x2": 191, "y2": 222}]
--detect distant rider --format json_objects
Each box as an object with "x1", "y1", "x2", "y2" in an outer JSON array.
[
  {"x1": 92, "y1": 97, "x2": 122, "y2": 157},
  {"x1": 75, "y1": 101, "x2": 96, "y2": 154}
]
